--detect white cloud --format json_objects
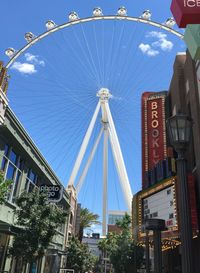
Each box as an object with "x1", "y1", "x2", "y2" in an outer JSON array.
[
  {"x1": 25, "y1": 53, "x2": 45, "y2": 66},
  {"x1": 147, "y1": 31, "x2": 174, "y2": 51},
  {"x1": 146, "y1": 31, "x2": 167, "y2": 39},
  {"x1": 139, "y1": 43, "x2": 159, "y2": 57},
  {"x1": 11, "y1": 53, "x2": 45, "y2": 74},
  {"x1": 11, "y1": 62, "x2": 37, "y2": 74},
  {"x1": 152, "y1": 38, "x2": 173, "y2": 51},
  {"x1": 139, "y1": 43, "x2": 151, "y2": 53}
]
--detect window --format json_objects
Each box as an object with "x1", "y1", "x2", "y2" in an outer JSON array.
[
  {"x1": 1, "y1": 144, "x2": 23, "y2": 203},
  {"x1": 152, "y1": 212, "x2": 158, "y2": 217},
  {"x1": 58, "y1": 223, "x2": 65, "y2": 234},
  {"x1": 25, "y1": 169, "x2": 40, "y2": 192},
  {"x1": 69, "y1": 212, "x2": 73, "y2": 225},
  {"x1": 144, "y1": 209, "x2": 150, "y2": 215}
]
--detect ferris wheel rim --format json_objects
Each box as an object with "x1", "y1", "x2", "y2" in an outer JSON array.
[{"x1": 5, "y1": 15, "x2": 184, "y2": 69}]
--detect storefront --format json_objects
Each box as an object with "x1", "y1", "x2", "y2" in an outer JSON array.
[{"x1": 0, "y1": 222, "x2": 20, "y2": 272}]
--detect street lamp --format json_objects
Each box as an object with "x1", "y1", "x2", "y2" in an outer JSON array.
[{"x1": 167, "y1": 113, "x2": 194, "y2": 273}]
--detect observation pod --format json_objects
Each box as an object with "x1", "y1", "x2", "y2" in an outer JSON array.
[
  {"x1": 117, "y1": 7, "x2": 127, "y2": 16},
  {"x1": 93, "y1": 7, "x2": 103, "y2": 17},
  {"x1": 141, "y1": 10, "x2": 152, "y2": 20},
  {"x1": 46, "y1": 20, "x2": 56, "y2": 30},
  {"x1": 96, "y1": 88, "x2": 112, "y2": 101},
  {"x1": 165, "y1": 18, "x2": 176, "y2": 28},
  {"x1": 69, "y1": 12, "x2": 79, "y2": 22},
  {"x1": 5, "y1": 48, "x2": 16, "y2": 58},
  {"x1": 24, "y1": 32, "x2": 36, "y2": 43}
]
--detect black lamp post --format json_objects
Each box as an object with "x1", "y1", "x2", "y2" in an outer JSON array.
[{"x1": 167, "y1": 113, "x2": 193, "y2": 273}]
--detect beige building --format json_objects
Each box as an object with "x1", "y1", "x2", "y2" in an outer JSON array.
[{"x1": 0, "y1": 62, "x2": 77, "y2": 273}]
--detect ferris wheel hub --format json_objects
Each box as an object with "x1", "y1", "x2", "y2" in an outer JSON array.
[{"x1": 97, "y1": 88, "x2": 112, "y2": 101}]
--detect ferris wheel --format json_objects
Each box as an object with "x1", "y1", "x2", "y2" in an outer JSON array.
[{"x1": 3, "y1": 7, "x2": 184, "y2": 235}]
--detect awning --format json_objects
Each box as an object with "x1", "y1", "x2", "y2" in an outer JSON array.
[{"x1": 0, "y1": 222, "x2": 20, "y2": 235}]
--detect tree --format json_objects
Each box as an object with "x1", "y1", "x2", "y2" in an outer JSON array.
[
  {"x1": 98, "y1": 214, "x2": 144, "y2": 273},
  {"x1": 0, "y1": 170, "x2": 12, "y2": 204},
  {"x1": 66, "y1": 236, "x2": 97, "y2": 273},
  {"x1": 9, "y1": 188, "x2": 68, "y2": 273},
  {"x1": 78, "y1": 207, "x2": 101, "y2": 241}
]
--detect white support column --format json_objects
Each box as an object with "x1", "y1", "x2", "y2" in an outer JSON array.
[
  {"x1": 108, "y1": 127, "x2": 131, "y2": 211},
  {"x1": 102, "y1": 123, "x2": 108, "y2": 236},
  {"x1": 105, "y1": 102, "x2": 132, "y2": 211},
  {"x1": 67, "y1": 101, "x2": 101, "y2": 186},
  {"x1": 76, "y1": 128, "x2": 104, "y2": 194}
]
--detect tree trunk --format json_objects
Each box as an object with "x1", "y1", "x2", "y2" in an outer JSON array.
[
  {"x1": 36, "y1": 257, "x2": 43, "y2": 273},
  {"x1": 78, "y1": 227, "x2": 84, "y2": 242},
  {"x1": 14, "y1": 258, "x2": 23, "y2": 273}
]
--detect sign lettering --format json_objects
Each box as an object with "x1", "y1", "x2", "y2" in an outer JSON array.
[
  {"x1": 147, "y1": 97, "x2": 166, "y2": 170},
  {"x1": 142, "y1": 92, "x2": 167, "y2": 189},
  {"x1": 184, "y1": 0, "x2": 200, "y2": 7},
  {"x1": 39, "y1": 184, "x2": 63, "y2": 202},
  {"x1": 150, "y1": 101, "x2": 160, "y2": 165}
]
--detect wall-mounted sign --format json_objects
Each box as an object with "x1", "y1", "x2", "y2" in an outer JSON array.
[
  {"x1": 39, "y1": 184, "x2": 63, "y2": 202},
  {"x1": 142, "y1": 92, "x2": 167, "y2": 189},
  {"x1": 137, "y1": 177, "x2": 179, "y2": 241},
  {"x1": 171, "y1": 0, "x2": 200, "y2": 28},
  {"x1": 184, "y1": 24, "x2": 200, "y2": 60},
  {"x1": 143, "y1": 185, "x2": 177, "y2": 228},
  {"x1": 135, "y1": 175, "x2": 199, "y2": 242}
]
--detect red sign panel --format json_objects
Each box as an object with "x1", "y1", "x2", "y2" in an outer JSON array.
[
  {"x1": 142, "y1": 92, "x2": 167, "y2": 189},
  {"x1": 171, "y1": 0, "x2": 200, "y2": 28},
  {"x1": 146, "y1": 98, "x2": 165, "y2": 169},
  {"x1": 188, "y1": 174, "x2": 199, "y2": 232}
]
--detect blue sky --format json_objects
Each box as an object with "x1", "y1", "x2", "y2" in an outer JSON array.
[{"x1": 0, "y1": 0, "x2": 185, "y2": 233}]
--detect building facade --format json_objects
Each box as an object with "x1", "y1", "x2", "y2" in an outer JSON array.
[
  {"x1": 168, "y1": 51, "x2": 200, "y2": 271},
  {"x1": 107, "y1": 210, "x2": 127, "y2": 234},
  {"x1": 0, "y1": 63, "x2": 75, "y2": 273},
  {"x1": 133, "y1": 51, "x2": 200, "y2": 273}
]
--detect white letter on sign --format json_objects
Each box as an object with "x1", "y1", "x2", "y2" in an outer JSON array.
[
  {"x1": 151, "y1": 101, "x2": 157, "y2": 110},
  {"x1": 184, "y1": 0, "x2": 196, "y2": 7}
]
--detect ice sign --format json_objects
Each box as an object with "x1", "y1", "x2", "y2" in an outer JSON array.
[{"x1": 171, "y1": 0, "x2": 200, "y2": 27}]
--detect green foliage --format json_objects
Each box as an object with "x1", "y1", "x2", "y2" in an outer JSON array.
[
  {"x1": 78, "y1": 207, "x2": 101, "y2": 241},
  {"x1": 66, "y1": 237, "x2": 97, "y2": 273},
  {"x1": 0, "y1": 171, "x2": 12, "y2": 204},
  {"x1": 116, "y1": 213, "x2": 131, "y2": 231},
  {"x1": 98, "y1": 214, "x2": 144, "y2": 273},
  {"x1": 9, "y1": 188, "x2": 68, "y2": 264}
]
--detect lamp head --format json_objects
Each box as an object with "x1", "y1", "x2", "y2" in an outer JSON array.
[{"x1": 167, "y1": 113, "x2": 193, "y2": 152}]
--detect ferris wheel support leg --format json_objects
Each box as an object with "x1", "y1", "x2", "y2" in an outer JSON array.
[
  {"x1": 102, "y1": 123, "x2": 108, "y2": 236},
  {"x1": 105, "y1": 102, "x2": 132, "y2": 211},
  {"x1": 108, "y1": 127, "x2": 131, "y2": 211},
  {"x1": 76, "y1": 127, "x2": 104, "y2": 195},
  {"x1": 67, "y1": 101, "x2": 101, "y2": 186}
]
